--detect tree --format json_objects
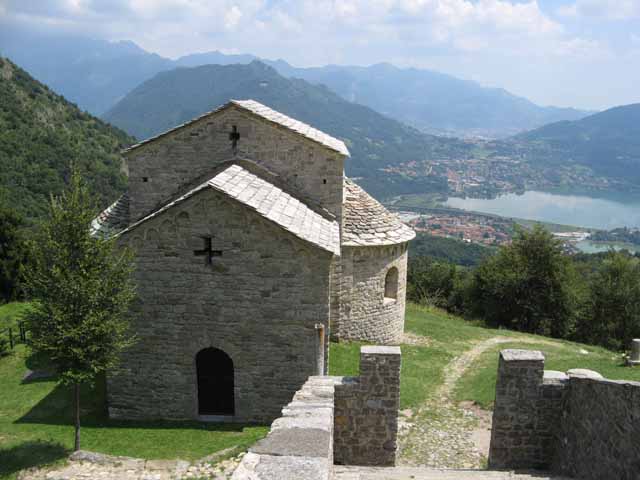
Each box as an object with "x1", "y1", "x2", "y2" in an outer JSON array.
[
  {"x1": 469, "y1": 226, "x2": 585, "y2": 338},
  {"x1": 24, "y1": 169, "x2": 135, "y2": 451},
  {"x1": 0, "y1": 202, "x2": 26, "y2": 302},
  {"x1": 577, "y1": 252, "x2": 640, "y2": 350}
]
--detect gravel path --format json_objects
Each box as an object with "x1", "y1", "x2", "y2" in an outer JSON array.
[{"x1": 398, "y1": 336, "x2": 530, "y2": 468}]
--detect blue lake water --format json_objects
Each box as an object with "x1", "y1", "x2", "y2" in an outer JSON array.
[{"x1": 444, "y1": 191, "x2": 640, "y2": 230}]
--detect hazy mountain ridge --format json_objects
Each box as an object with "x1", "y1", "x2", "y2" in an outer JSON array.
[
  {"x1": 0, "y1": 57, "x2": 134, "y2": 220},
  {"x1": 102, "y1": 61, "x2": 473, "y2": 198},
  {"x1": 0, "y1": 27, "x2": 589, "y2": 136},
  {"x1": 263, "y1": 61, "x2": 590, "y2": 138}
]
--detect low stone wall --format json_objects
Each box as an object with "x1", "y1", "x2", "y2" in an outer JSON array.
[
  {"x1": 556, "y1": 375, "x2": 640, "y2": 480},
  {"x1": 232, "y1": 375, "x2": 341, "y2": 480},
  {"x1": 334, "y1": 346, "x2": 402, "y2": 466},
  {"x1": 489, "y1": 349, "x2": 640, "y2": 480},
  {"x1": 232, "y1": 346, "x2": 401, "y2": 479}
]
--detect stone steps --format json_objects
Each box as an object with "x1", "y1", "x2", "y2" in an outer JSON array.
[{"x1": 333, "y1": 466, "x2": 573, "y2": 480}]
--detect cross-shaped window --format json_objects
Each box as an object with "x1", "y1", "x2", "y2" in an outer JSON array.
[
  {"x1": 193, "y1": 237, "x2": 222, "y2": 265},
  {"x1": 229, "y1": 125, "x2": 240, "y2": 150}
]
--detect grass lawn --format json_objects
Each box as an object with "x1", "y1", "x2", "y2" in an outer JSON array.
[
  {"x1": 0, "y1": 305, "x2": 267, "y2": 480},
  {"x1": 331, "y1": 303, "x2": 640, "y2": 411},
  {"x1": 454, "y1": 340, "x2": 640, "y2": 410},
  {"x1": 330, "y1": 304, "x2": 523, "y2": 409}
]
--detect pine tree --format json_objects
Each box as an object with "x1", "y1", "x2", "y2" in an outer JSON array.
[{"x1": 24, "y1": 168, "x2": 136, "y2": 451}]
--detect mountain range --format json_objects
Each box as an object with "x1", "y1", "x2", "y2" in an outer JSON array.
[
  {"x1": 102, "y1": 61, "x2": 470, "y2": 198},
  {"x1": 0, "y1": 26, "x2": 589, "y2": 138}
]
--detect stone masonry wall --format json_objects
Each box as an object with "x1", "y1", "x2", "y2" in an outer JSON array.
[
  {"x1": 333, "y1": 245, "x2": 408, "y2": 344},
  {"x1": 488, "y1": 350, "x2": 563, "y2": 470},
  {"x1": 109, "y1": 188, "x2": 333, "y2": 423},
  {"x1": 489, "y1": 349, "x2": 640, "y2": 480},
  {"x1": 232, "y1": 346, "x2": 402, "y2": 479},
  {"x1": 125, "y1": 105, "x2": 345, "y2": 223},
  {"x1": 333, "y1": 346, "x2": 402, "y2": 466},
  {"x1": 556, "y1": 376, "x2": 640, "y2": 480},
  {"x1": 232, "y1": 375, "x2": 341, "y2": 480}
]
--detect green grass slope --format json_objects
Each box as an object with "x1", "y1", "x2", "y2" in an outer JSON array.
[
  {"x1": 3, "y1": 301, "x2": 638, "y2": 478},
  {"x1": 0, "y1": 57, "x2": 134, "y2": 221}
]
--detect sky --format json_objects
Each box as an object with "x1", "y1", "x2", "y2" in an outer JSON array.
[{"x1": 1, "y1": 0, "x2": 639, "y2": 110}]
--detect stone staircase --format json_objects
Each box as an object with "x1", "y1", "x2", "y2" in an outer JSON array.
[{"x1": 334, "y1": 466, "x2": 572, "y2": 480}]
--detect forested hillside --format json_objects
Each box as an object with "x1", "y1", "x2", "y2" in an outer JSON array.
[
  {"x1": 103, "y1": 61, "x2": 470, "y2": 198},
  {"x1": 0, "y1": 57, "x2": 134, "y2": 221},
  {"x1": 515, "y1": 104, "x2": 640, "y2": 181}
]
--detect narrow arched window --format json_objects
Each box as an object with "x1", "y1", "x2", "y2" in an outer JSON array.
[{"x1": 384, "y1": 267, "x2": 399, "y2": 303}]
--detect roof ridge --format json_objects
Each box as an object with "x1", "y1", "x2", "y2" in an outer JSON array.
[{"x1": 123, "y1": 99, "x2": 350, "y2": 157}]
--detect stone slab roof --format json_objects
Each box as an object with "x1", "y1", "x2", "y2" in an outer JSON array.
[
  {"x1": 115, "y1": 164, "x2": 341, "y2": 256},
  {"x1": 90, "y1": 194, "x2": 129, "y2": 238},
  {"x1": 342, "y1": 178, "x2": 415, "y2": 247},
  {"x1": 232, "y1": 100, "x2": 349, "y2": 156},
  {"x1": 123, "y1": 99, "x2": 350, "y2": 157}
]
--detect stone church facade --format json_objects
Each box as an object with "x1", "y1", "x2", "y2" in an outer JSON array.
[{"x1": 93, "y1": 100, "x2": 414, "y2": 422}]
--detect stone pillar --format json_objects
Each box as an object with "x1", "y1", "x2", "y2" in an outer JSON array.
[
  {"x1": 334, "y1": 346, "x2": 401, "y2": 466},
  {"x1": 489, "y1": 349, "x2": 550, "y2": 470},
  {"x1": 628, "y1": 339, "x2": 640, "y2": 366}
]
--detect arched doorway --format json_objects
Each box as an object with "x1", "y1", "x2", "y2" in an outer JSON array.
[{"x1": 196, "y1": 347, "x2": 235, "y2": 416}]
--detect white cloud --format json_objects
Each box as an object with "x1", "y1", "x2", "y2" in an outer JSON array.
[
  {"x1": 558, "y1": 0, "x2": 640, "y2": 20},
  {"x1": 224, "y1": 5, "x2": 242, "y2": 30},
  {"x1": 2, "y1": 0, "x2": 638, "y2": 109}
]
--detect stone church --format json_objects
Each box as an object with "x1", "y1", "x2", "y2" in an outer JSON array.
[{"x1": 93, "y1": 100, "x2": 414, "y2": 422}]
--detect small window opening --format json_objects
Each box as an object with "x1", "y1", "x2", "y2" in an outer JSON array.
[
  {"x1": 323, "y1": 179, "x2": 327, "y2": 184},
  {"x1": 142, "y1": 177, "x2": 149, "y2": 182},
  {"x1": 384, "y1": 267, "x2": 399, "y2": 304}
]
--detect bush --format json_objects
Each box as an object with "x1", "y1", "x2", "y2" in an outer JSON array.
[
  {"x1": 407, "y1": 256, "x2": 472, "y2": 312},
  {"x1": 468, "y1": 226, "x2": 585, "y2": 338},
  {"x1": 0, "y1": 336, "x2": 9, "y2": 357},
  {"x1": 576, "y1": 252, "x2": 640, "y2": 350}
]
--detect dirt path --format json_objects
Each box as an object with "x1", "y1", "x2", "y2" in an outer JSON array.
[{"x1": 398, "y1": 336, "x2": 560, "y2": 469}]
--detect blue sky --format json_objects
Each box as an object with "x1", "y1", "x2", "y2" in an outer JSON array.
[{"x1": 1, "y1": 0, "x2": 639, "y2": 110}]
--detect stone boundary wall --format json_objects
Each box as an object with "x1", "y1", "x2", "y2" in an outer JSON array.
[
  {"x1": 232, "y1": 346, "x2": 402, "y2": 479},
  {"x1": 489, "y1": 349, "x2": 640, "y2": 480},
  {"x1": 333, "y1": 346, "x2": 402, "y2": 466},
  {"x1": 232, "y1": 375, "x2": 341, "y2": 480}
]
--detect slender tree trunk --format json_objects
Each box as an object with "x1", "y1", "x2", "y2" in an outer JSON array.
[{"x1": 74, "y1": 382, "x2": 81, "y2": 451}]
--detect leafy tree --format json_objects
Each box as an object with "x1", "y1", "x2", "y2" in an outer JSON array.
[
  {"x1": 577, "y1": 252, "x2": 640, "y2": 350},
  {"x1": 469, "y1": 226, "x2": 585, "y2": 337},
  {"x1": 0, "y1": 202, "x2": 26, "y2": 302},
  {"x1": 24, "y1": 169, "x2": 136, "y2": 451}
]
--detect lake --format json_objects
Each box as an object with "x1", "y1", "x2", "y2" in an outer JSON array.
[{"x1": 444, "y1": 191, "x2": 640, "y2": 230}]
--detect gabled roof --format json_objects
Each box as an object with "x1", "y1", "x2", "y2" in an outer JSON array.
[
  {"x1": 91, "y1": 194, "x2": 129, "y2": 238},
  {"x1": 342, "y1": 178, "x2": 415, "y2": 247},
  {"x1": 116, "y1": 164, "x2": 341, "y2": 256},
  {"x1": 123, "y1": 99, "x2": 350, "y2": 157}
]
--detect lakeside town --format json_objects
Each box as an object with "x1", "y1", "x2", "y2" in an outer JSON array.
[{"x1": 395, "y1": 208, "x2": 638, "y2": 254}]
